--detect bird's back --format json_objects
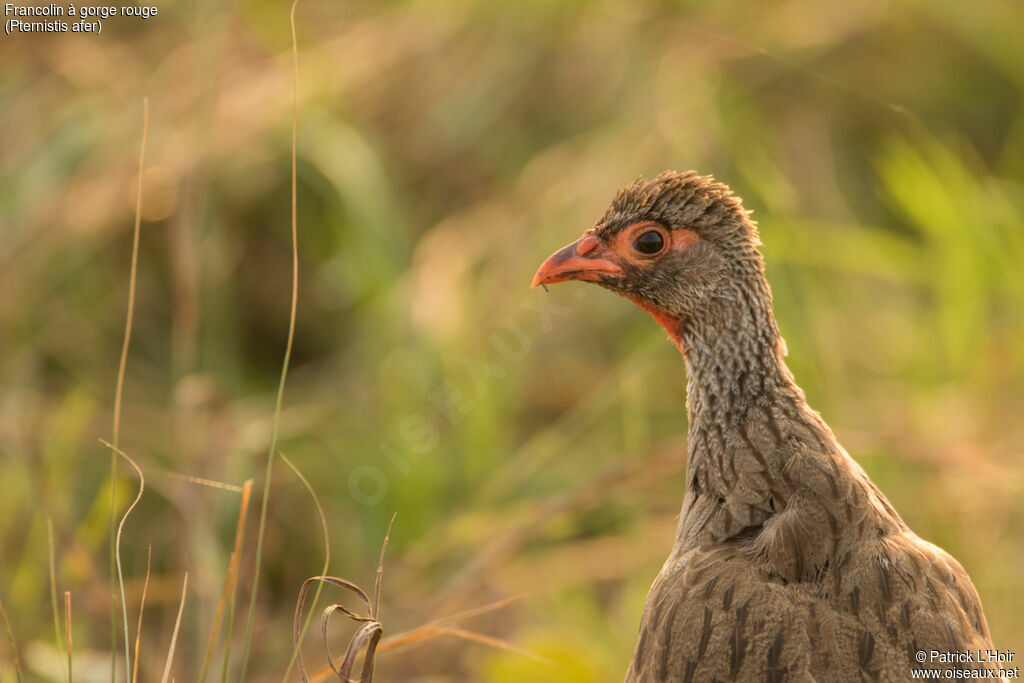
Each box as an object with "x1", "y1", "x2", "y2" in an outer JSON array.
[{"x1": 626, "y1": 474, "x2": 994, "y2": 682}]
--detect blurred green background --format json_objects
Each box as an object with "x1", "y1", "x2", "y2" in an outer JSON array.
[{"x1": 2, "y1": 0, "x2": 1023, "y2": 680}]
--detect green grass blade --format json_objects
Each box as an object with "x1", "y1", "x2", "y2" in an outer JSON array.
[{"x1": 238, "y1": 3, "x2": 301, "y2": 679}]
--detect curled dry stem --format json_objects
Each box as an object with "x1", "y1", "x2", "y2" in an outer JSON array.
[{"x1": 293, "y1": 516, "x2": 394, "y2": 683}]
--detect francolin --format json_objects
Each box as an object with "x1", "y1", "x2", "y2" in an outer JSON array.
[{"x1": 532, "y1": 171, "x2": 995, "y2": 682}]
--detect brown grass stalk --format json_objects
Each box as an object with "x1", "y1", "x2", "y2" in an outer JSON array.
[
  {"x1": 99, "y1": 438, "x2": 146, "y2": 683},
  {"x1": 132, "y1": 545, "x2": 151, "y2": 683},
  {"x1": 217, "y1": 479, "x2": 254, "y2": 683},
  {"x1": 160, "y1": 573, "x2": 189, "y2": 683},
  {"x1": 163, "y1": 471, "x2": 245, "y2": 493},
  {"x1": 109, "y1": 95, "x2": 149, "y2": 683},
  {"x1": 195, "y1": 478, "x2": 253, "y2": 683}
]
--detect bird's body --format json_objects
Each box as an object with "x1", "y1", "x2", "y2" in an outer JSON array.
[{"x1": 532, "y1": 171, "x2": 995, "y2": 681}]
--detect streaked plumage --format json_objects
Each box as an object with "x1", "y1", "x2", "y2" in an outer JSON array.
[{"x1": 533, "y1": 171, "x2": 994, "y2": 681}]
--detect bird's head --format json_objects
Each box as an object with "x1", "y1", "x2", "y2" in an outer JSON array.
[{"x1": 532, "y1": 170, "x2": 766, "y2": 352}]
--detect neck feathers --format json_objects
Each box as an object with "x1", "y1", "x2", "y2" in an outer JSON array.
[
  {"x1": 673, "y1": 272, "x2": 906, "y2": 568},
  {"x1": 681, "y1": 271, "x2": 788, "y2": 425}
]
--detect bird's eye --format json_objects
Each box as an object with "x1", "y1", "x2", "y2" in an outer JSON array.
[{"x1": 633, "y1": 230, "x2": 665, "y2": 255}]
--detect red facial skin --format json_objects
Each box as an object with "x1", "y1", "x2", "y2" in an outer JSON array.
[{"x1": 532, "y1": 222, "x2": 700, "y2": 352}]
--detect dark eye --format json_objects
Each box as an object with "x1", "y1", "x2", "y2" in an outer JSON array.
[{"x1": 633, "y1": 230, "x2": 664, "y2": 255}]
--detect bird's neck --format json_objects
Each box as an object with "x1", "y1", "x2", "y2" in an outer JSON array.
[
  {"x1": 678, "y1": 281, "x2": 821, "y2": 501},
  {"x1": 679, "y1": 278, "x2": 797, "y2": 437},
  {"x1": 673, "y1": 279, "x2": 906, "y2": 552}
]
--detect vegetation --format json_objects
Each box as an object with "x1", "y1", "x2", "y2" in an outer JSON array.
[{"x1": 1, "y1": 0, "x2": 1021, "y2": 680}]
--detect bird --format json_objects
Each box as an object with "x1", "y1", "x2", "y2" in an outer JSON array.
[{"x1": 531, "y1": 171, "x2": 996, "y2": 682}]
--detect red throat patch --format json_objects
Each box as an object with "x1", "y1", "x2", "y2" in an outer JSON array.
[{"x1": 622, "y1": 292, "x2": 686, "y2": 354}]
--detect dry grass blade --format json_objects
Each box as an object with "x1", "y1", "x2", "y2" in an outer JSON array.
[
  {"x1": 323, "y1": 601, "x2": 373, "y2": 625},
  {"x1": 379, "y1": 598, "x2": 549, "y2": 665},
  {"x1": 48, "y1": 520, "x2": 67, "y2": 683},
  {"x1": 162, "y1": 471, "x2": 245, "y2": 493},
  {"x1": 372, "y1": 514, "x2": 395, "y2": 621},
  {"x1": 431, "y1": 447, "x2": 681, "y2": 609},
  {"x1": 109, "y1": 95, "x2": 149, "y2": 683},
  {"x1": 195, "y1": 479, "x2": 252, "y2": 683},
  {"x1": 0, "y1": 591, "x2": 23, "y2": 683},
  {"x1": 218, "y1": 479, "x2": 254, "y2": 683},
  {"x1": 64, "y1": 591, "x2": 72, "y2": 683},
  {"x1": 437, "y1": 627, "x2": 548, "y2": 664},
  {"x1": 410, "y1": 626, "x2": 548, "y2": 664},
  {"x1": 132, "y1": 545, "x2": 151, "y2": 683},
  {"x1": 392, "y1": 595, "x2": 523, "y2": 638},
  {"x1": 294, "y1": 579, "x2": 371, "y2": 682},
  {"x1": 112, "y1": 103, "x2": 148, "y2": 449},
  {"x1": 319, "y1": 607, "x2": 381, "y2": 682},
  {"x1": 295, "y1": 518, "x2": 394, "y2": 683},
  {"x1": 160, "y1": 573, "x2": 189, "y2": 683},
  {"x1": 238, "y1": 0, "x2": 301, "y2": 677},
  {"x1": 320, "y1": 605, "x2": 349, "y2": 679},
  {"x1": 319, "y1": 602, "x2": 380, "y2": 679},
  {"x1": 299, "y1": 577, "x2": 372, "y2": 615},
  {"x1": 282, "y1": 454, "x2": 330, "y2": 682},
  {"x1": 99, "y1": 438, "x2": 146, "y2": 683},
  {"x1": 336, "y1": 620, "x2": 382, "y2": 682},
  {"x1": 376, "y1": 595, "x2": 524, "y2": 654},
  {"x1": 306, "y1": 596, "x2": 535, "y2": 683}
]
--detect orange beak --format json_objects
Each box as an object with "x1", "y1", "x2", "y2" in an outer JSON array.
[{"x1": 530, "y1": 233, "x2": 624, "y2": 289}]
